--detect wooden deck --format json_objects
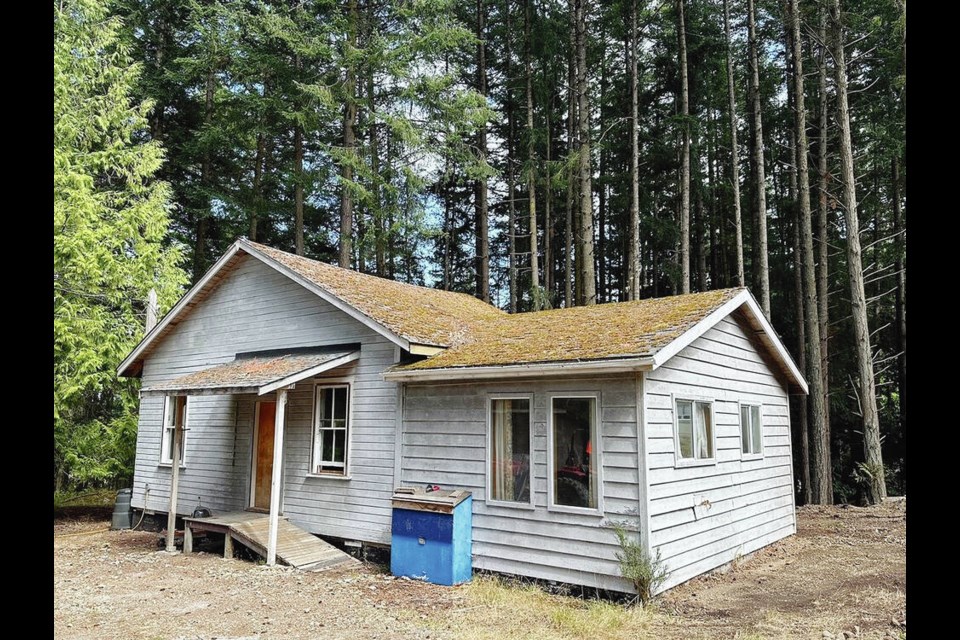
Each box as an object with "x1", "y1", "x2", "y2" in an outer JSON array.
[{"x1": 183, "y1": 512, "x2": 359, "y2": 571}]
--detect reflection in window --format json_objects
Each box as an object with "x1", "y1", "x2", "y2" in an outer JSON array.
[{"x1": 552, "y1": 397, "x2": 597, "y2": 509}]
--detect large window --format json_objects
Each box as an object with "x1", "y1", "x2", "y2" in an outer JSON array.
[
  {"x1": 312, "y1": 384, "x2": 350, "y2": 474},
  {"x1": 740, "y1": 404, "x2": 763, "y2": 456},
  {"x1": 675, "y1": 399, "x2": 714, "y2": 463},
  {"x1": 160, "y1": 395, "x2": 188, "y2": 466},
  {"x1": 551, "y1": 396, "x2": 598, "y2": 510},
  {"x1": 488, "y1": 397, "x2": 532, "y2": 504}
]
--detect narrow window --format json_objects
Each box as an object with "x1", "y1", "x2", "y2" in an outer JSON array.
[
  {"x1": 312, "y1": 384, "x2": 350, "y2": 474},
  {"x1": 740, "y1": 404, "x2": 763, "y2": 455},
  {"x1": 552, "y1": 397, "x2": 598, "y2": 509},
  {"x1": 676, "y1": 399, "x2": 713, "y2": 461},
  {"x1": 489, "y1": 398, "x2": 531, "y2": 503},
  {"x1": 160, "y1": 396, "x2": 187, "y2": 465}
]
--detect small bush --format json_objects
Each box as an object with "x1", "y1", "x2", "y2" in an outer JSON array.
[{"x1": 612, "y1": 524, "x2": 669, "y2": 605}]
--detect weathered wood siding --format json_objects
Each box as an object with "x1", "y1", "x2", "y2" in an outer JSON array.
[
  {"x1": 644, "y1": 315, "x2": 796, "y2": 591},
  {"x1": 131, "y1": 254, "x2": 399, "y2": 543},
  {"x1": 400, "y1": 377, "x2": 641, "y2": 592}
]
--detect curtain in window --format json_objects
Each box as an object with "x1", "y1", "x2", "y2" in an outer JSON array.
[
  {"x1": 694, "y1": 402, "x2": 709, "y2": 458},
  {"x1": 493, "y1": 400, "x2": 514, "y2": 500}
]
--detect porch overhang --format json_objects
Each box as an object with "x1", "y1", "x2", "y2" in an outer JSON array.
[{"x1": 141, "y1": 347, "x2": 360, "y2": 397}]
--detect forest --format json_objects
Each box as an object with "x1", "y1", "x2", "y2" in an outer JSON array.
[{"x1": 53, "y1": 0, "x2": 905, "y2": 506}]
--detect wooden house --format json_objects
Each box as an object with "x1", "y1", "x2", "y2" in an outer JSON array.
[{"x1": 119, "y1": 239, "x2": 807, "y2": 592}]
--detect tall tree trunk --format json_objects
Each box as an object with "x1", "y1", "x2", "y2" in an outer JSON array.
[
  {"x1": 545, "y1": 101, "x2": 553, "y2": 303},
  {"x1": 193, "y1": 68, "x2": 215, "y2": 280},
  {"x1": 747, "y1": 0, "x2": 770, "y2": 316},
  {"x1": 793, "y1": 199, "x2": 811, "y2": 504},
  {"x1": 250, "y1": 129, "x2": 265, "y2": 241},
  {"x1": 829, "y1": 0, "x2": 885, "y2": 503},
  {"x1": 723, "y1": 0, "x2": 745, "y2": 287},
  {"x1": 575, "y1": 0, "x2": 596, "y2": 305},
  {"x1": 368, "y1": 68, "x2": 385, "y2": 275},
  {"x1": 628, "y1": 0, "x2": 641, "y2": 300},
  {"x1": 677, "y1": 0, "x2": 691, "y2": 295},
  {"x1": 788, "y1": 0, "x2": 829, "y2": 504},
  {"x1": 339, "y1": 0, "x2": 358, "y2": 269},
  {"x1": 892, "y1": 154, "x2": 905, "y2": 487},
  {"x1": 525, "y1": 0, "x2": 541, "y2": 306},
  {"x1": 816, "y1": 4, "x2": 831, "y2": 449},
  {"x1": 294, "y1": 54, "x2": 305, "y2": 256},
  {"x1": 506, "y1": 0, "x2": 518, "y2": 313},
  {"x1": 597, "y1": 26, "x2": 607, "y2": 303},
  {"x1": 442, "y1": 157, "x2": 452, "y2": 291},
  {"x1": 565, "y1": 1, "x2": 576, "y2": 308},
  {"x1": 475, "y1": 0, "x2": 491, "y2": 302}
]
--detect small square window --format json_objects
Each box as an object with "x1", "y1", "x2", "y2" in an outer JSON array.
[{"x1": 675, "y1": 399, "x2": 714, "y2": 463}]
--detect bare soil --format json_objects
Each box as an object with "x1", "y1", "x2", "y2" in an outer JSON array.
[{"x1": 54, "y1": 501, "x2": 905, "y2": 639}]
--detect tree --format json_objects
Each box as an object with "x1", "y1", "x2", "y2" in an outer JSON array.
[
  {"x1": 54, "y1": 0, "x2": 187, "y2": 489},
  {"x1": 676, "y1": 0, "x2": 691, "y2": 295},
  {"x1": 829, "y1": 0, "x2": 886, "y2": 503},
  {"x1": 722, "y1": 0, "x2": 745, "y2": 287},
  {"x1": 746, "y1": 0, "x2": 770, "y2": 317}
]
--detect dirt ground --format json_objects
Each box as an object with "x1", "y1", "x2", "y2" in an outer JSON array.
[{"x1": 54, "y1": 500, "x2": 905, "y2": 640}]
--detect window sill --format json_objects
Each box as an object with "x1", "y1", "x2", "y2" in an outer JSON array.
[
  {"x1": 546, "y1": 504, "x2": 604, "y2": 517},
  {"x1": 486, "y1": 499, "x2": 536, "y2": 511},
  {"x1": 740, "y1": 453, "x2": 764, "y2": 462},
  {"x1": 158, "y1": 462, "x2": 186, "y2": 469},
  {"x1": 305, "y1": 473, "x2": 351, "y2": 481},
  {"x1": 674, "y1": 458, "x2": 716, "y2": 469}
]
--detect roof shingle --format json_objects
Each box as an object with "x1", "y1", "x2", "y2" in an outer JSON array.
[{"x1": 397, "y1": 288, "x2": 744, "y2": 370}]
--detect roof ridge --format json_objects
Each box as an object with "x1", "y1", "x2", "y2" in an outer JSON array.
[{"x1": 242, "y1": 238, "x2": 504, "y2": 312}]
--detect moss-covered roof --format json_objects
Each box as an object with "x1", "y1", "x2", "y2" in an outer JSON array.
[
  {"x1": 248, "y1": 241, "x2": 505, "y2": 347},
  {"x1": 398, "y1": 288, "x2": 745, "y2": 370}
]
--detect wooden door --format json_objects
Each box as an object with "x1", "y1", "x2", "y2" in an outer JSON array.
[{"x1": 252, "y1": 401, "x2": 277, "y2": 510}]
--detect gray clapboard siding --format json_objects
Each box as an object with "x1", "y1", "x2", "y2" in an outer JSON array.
[
  {"x1": 644, "y1": 315, "x2": 796, "y2": 591},
  {"x1": 401, "y1": 376, "x2": 640, "y2": 592},
  {"x1": 131, "y1": 254, "x2": 399, "y2": 544}
]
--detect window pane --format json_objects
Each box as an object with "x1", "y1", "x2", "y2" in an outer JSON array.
[
  {"x1": 322, "y1": 429, "x2": 335, "y2": 462},
  {"x1": 741, "y1": 406, "x2": 751, "y2": 454},
  {"x1": 333, "y1": 430, "x2": 345, "y2": 463},
  {"x1": 751, "y1": 406, "x2": 762, "y2": 454},
  {"x1": 677, "y1": 400, "x2": 693, "y2": 459},
  {"x1": 553, "y1": 397, "x2": 596, "y2": 509},
  {"x1": 695, "y1": 402, "x2": 713, "y2": 458},
  {"x1": 334, "y1": 387, "x2": 347, "y2": 420},
  {"x1": 490, "y1": 399, "x2": 531, "y2": 502},
  {"x1": 321, "y1": 388, "x2": 333, "y2": 423}
]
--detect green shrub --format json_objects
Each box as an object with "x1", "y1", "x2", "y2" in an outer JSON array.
[{"x1": 612, "y1": 524, "x2": 669, "y2": 605}]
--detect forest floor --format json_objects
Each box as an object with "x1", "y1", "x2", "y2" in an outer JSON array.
[{"x1": 54, "y1": 500, "x2": 905, "y2": 640}]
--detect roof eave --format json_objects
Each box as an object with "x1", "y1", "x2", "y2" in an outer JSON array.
[{"x1": 382, "y1": 356, "x2": 655, "y2": 383}]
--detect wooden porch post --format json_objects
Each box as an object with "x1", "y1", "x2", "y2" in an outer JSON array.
[
  {"x1": 165, "y1": 396, "x2": 185, "y2": 553},
  {"x1": 266, "y1": 387, "x2": 288, "y2": 565}
]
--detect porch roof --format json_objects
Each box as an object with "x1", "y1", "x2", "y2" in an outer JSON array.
[{"x1": 140, "y1": 347, "x2": 360, "y2": 397}]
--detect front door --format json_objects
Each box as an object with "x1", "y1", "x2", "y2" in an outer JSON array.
[{"x1": 251, "y1": 401, "x2": 277, "y2": 510}]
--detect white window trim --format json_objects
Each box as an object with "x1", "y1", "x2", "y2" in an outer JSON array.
[
  {"x1": 738, "y1": 401, "x2": 764, "y2": 460},
  {"x1": 672, "y1": 393, "x2": 717, "y2": 468},
  {"x1": 546, "y1": 392, "x2": 604, "y2": 516},
  {"x1": 309, "y1": 378, "x2": 355, "y2": 478},
  {"x1": 485, "y1": 393, "x2": 535, "y2": 509},
  {"x1": 158, "y1": 395, "x2": 188, "y2": 468}
]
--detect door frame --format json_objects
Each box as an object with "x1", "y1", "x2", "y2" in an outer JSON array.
[{"x1": 249, "y1": 398, "x2": 281, "y2": 510}]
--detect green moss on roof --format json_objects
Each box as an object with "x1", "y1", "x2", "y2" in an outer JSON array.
[
  {"x1": 248, "y1": 241, "x2": 505, "y2": 347},
  {"x1": 399, "y1": 288, "x2": 745, "y2": 370}
]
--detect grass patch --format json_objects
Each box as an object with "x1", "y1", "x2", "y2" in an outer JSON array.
[{"x1": 451, "y1": 575, "x2": 656, "y2": 640}]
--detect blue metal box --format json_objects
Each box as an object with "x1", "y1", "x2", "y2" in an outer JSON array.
[{"x1": 390, "y1": 488, "x2": 472, "y2": 586}]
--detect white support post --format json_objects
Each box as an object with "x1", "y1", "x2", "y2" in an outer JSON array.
[
  {"x1": 165, "y1": 396, "x2": 184, "y2": 553},
  {"x1": 266, "y1": 388, "x2": 288, "y2": 566}
]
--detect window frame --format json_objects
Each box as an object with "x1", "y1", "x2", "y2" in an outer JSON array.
[
  {"x1": 309, "y1": 379, "x2": 354, "y2": 478},
  {"x1": 159, "y1": 395, "x2": 188, "y2": 468},
  {"x1": 738, "y1": 401, "x2": 764, "y2": 460},
  {"x1": 546, "y1": 392, "x2": 604, "y2": 516},
  {"x1": 672, "y1": 394, "x2": 717, "y2": 468},
  {"x1": 485, "y1": 393, "x2": 535, "y2": 509}
]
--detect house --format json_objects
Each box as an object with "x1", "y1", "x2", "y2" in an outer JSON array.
[{"x1": 119, "y1": 238, "x2": 807, "y2": 593}]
